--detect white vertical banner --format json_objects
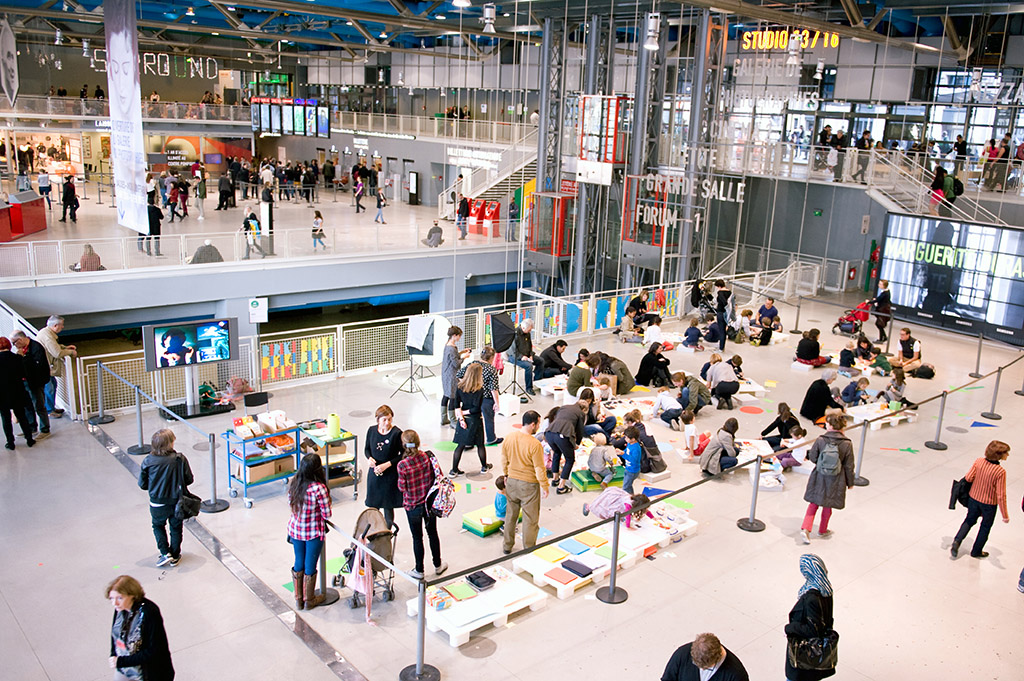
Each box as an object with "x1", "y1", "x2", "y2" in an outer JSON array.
[
  {"x1": 105, "y1": 0, "x2": 147, "y2": 234},
  {"x1": 0, "y1": 19, "x2": 19, "y2": 107}
]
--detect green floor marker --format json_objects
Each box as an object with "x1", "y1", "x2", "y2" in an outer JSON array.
[
  {"x1": 465, "y1": 483, "x2": 472, "y2": 494},
  {"x1": 432, "y1": 441, "x2": 457, "y2": 452}
]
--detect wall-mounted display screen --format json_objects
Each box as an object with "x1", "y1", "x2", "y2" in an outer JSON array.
[
  {"x1": 142, "y1": 318, "x2": 239, "y2": 371},
  {"x1": 305, "y1": 106, "x2": 316, "y2": 137},
  {"x1": 880, "y1": 213, "x2": 1024, "y2": 344},
  {"x1": 282, "y1": 104, "x2": 293, "y2": 135},
  {"x1": 250, "y1": 103, "x2": 259, "y2": 131},
  {"x1": 293, "y1": 105, "x2": 305, "y2": 135},
  {"x1": 317, "y1": 106, "x2": 329, "y2": 138},
  {"x1": 270, "y1": 104, "x2": 282, "y2": 135},
  {"x1": 259, "y1": 104, "x2": 271, "y2": 134}
]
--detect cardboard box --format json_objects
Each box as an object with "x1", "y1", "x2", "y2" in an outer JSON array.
[
  {"x1": 235, "y1": 459, "x2": 277, "y2": 484},
  {"x1": 274, "y1": 457, "x2": 296, "y2": 476}
]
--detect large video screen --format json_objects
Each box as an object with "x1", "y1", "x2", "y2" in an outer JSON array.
[
  {"x1": 282, "y1": 104, "x2": 293, "y2": 135},
  {"x1": 250, "y1": 103, "x2": 259, "y2": 131},
  {"x1": 305, "y1": 106, "x2": 316, "y2": 137},
  {"x1": 142, "y1": 318, "x2": 239, "y2": 371},
  {"x1": 317, "y1": 106, "x2": 329, "y2": 138},
  {"x1": 880, "y1": 213, "x2": 1024, "y2": 344},
  {"x1": 270, "y1": 104, "x2": 282, "y2": 135}
]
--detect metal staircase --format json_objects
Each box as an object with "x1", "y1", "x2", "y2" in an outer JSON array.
[
  {"x1": 863, "y1": 150, "x2": 1008, "y2": 226},
  {"x1": 438, "y1": 129, "x2": 538, "y2": 220}
]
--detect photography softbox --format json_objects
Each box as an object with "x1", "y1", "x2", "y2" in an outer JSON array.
[
  {"x1": 406, "y1": 315, "x2": 450, "y2": 366},
  {"x1": 490, "y1": 313, "x2": 517, "y2": 353}
]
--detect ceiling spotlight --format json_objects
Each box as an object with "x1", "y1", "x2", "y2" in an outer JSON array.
[
  {"x1": 54, "y1": 29, "x2": 62, "y2": 45},
  {"x1": 813, "y1": 59, "x2": 825, "y2": 80},
  {"x1": 408, "y1": 87, "x2": 414, "y2": 95},
  {"x1": 186, "y1": 6, "x2": 195, "y2": 16},
  {"x1": 226, "y1": 6, "x2": 235, "y2": 10},
  {"x1": 397, "y1": 72, "x2": 405, "y2": 86},
  {"x1": 379, "y1": 30, "x2": 387, "y2": 38},
  {"x1": 362, "y1": 52, "x2": 370, "y2": 63},
  {"x1": 785, "y1": 31, "x2": 801, "y2": 66},
  {"x1": 453, "y1": 0, "x2": 471, "y2": 8},
  {"x1": 81, "y1": 38, "x2": 89, "y2": 55},
  {"x1": 378, "y1": 68, "x2": 384, "y2": 82},
  {"x1": 643, "y1": 12, "x2": 660, "y2": 51},
  {"x1": 482, "y1": 3, "x2": 496, "y2": 33},
  {"x1": 346, "y1": 20, "x2": 353, "y2": 26},
  {"x1": 503, "y1": 12, "x2": 510, "y2": 17}
]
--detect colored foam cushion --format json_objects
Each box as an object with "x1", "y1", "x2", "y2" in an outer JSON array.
[
  {"x1": 532, "y1": 545, "x2": 569, "y2": 563},
  {"x1": 570, "y1": 466, "x2": 625, "y2": 492},
  {"x1": 595, "y1": 545, "x2": 627, "y2": 562},
  {"x1": 543, "y1": 567, "x2": 576, "y2": 584},
  {"x1": 574, "y1": 531, "x2": 607, "y2": 548},
  {"x1": 557, "y1": 538, "x2": 589, "y2": 555}
]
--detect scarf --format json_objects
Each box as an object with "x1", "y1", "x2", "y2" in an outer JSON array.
[{"x1": 798, "y1": 553, "x2": 833, "y2": 598}]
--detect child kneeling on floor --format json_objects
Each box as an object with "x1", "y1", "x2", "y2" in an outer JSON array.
[
  {"x1": 494, "y1": 475, "x2": 507, "y2": 519},
  {"x1": 583, "y1": 489, "x2": 653, "y2": 529},
  {"x1": 682, "y1": 317, "x2": 704, "y2": 350},
  {"x1": 841, "y1": 377, "x2": 870, "y2": 405},
  {"x1": 774, "y1": 425, "x2": 808, "y2": 470},
  {"x1": 587, "y1": 433, "x2": 620, "y2": 489}
]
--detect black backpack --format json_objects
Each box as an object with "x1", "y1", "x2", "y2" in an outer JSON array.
[{"x1": 953, "y1": 177, "x2": 964, "y2": 196}]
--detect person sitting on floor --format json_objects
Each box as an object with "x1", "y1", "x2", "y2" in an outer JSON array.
[
  {"x1": 841, "y1": 377, "x2": 871, "y2": 406},
  {"x1": 583, "y1": 489, "x2": 653, "y2": 529},
  {"x1": 635, "y1": 342, "x2": 672, "y2": 387},
  {"x1": 587, "y1": 433, "x2": 619, "y2": 489},
  {"x1": 702, "y1": 314, "x2": 724, "y2": 346},
  {"x1": 799, "y1": 369, "x2": 845, "y2": 424},
  {"x1": 539, "y1": 339, "x2": 572, "y2": 378},
  {"x1": 699, "y1": 417, "x2": 740, "y2": 477},
  {"x1": 617, "y1": 307, "x2": 642, "y2": 344},
  {"x1": 751, "y1": 316, "x2": 773, "y2": 346},
  {"x1": 795, "y1": 328, "x2": 831, "y2": 367},
  {"x1": 877, "y1": 367, "x2": 915, "y2": 408},
  {"x1": 189, "y1": 239, "x2": 224, "y2": 264},
  {"x1": 644, "y1": 315, "x2": 664, "y2": 346},
  {"x1": 682, "y1": 317, "x2": 704, "y2": 350},
  {"x1": 891, "y1": 327, "x2": 922, "y2": 375},
  {"x1": 654, "y1": 386, "x2": 684, "y2": 429},
  {"x1": 422, "y1": 221, "x2": 444, "y2": 248},
  {"x1": 839, "y1": 340, "x2": 857, "y2": 371},
  {"x1": 730, "y1": 309, "x2": 753, "y2": 343}
]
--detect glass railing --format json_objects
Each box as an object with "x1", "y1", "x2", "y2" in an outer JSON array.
[{"x1": 0, "y1": 95, "x2": 252, "y2": 122}]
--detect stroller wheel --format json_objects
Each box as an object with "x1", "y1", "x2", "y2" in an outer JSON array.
[
  {"x1": 831, "y1": 324, "x2": 840, "y2": 335},
  {"x1": 350, "y1": 594, "x2": 360, "y2": 609},
  {"x1": 333, "y1": 575, "x2": 344, "y2": 588},
  {"x1": 383, "y1": 588, "x2": 393, "y2": 602}
]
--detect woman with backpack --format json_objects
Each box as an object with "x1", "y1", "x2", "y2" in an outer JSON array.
[
  {"x1": 397, "y1": 430, "x2": 448, "y2": 580},
  {"x1": 800, "y1": 413, "x2": 855, "y2": 544}
]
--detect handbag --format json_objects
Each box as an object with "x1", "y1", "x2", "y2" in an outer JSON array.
[
  {"x1": 466, "y1": 570, "x2": 496, "y2": 591},
  {"x1": 787, "y1": 629, "x2": 839, "y2": 671},
  {"x1": 174, "y1": 455, "x2": 201, "y2": 520}
]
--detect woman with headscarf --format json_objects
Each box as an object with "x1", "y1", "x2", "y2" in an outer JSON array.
[{"x1": 784, "y1": 554, "x2": 837, "y2": 681}]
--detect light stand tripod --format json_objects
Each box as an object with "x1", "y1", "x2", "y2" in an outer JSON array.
[
  {"x1": 502, "y1": 353, "x2": 533, "y2": 403},
  {"x1": 391, "y1": 358, "x2": 435, "y2": 400}
]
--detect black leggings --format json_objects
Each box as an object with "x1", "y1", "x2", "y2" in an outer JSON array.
[
  {"x1": 545, "y1": 431, "x2": 575, "y2": 482},
  {"x1": 452, "y1": 443, "x2": 486, "y2": 471}
]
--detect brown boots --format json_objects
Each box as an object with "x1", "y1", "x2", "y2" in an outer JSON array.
[
  {"x1": 303, "y1": 571, "x2": 325, "y2": 610},
  {"x1": 291, "y1": 569, "x2": 304, "y2": 610}
]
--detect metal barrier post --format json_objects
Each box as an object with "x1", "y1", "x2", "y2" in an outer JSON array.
[
  {"x1": 400, "y1": 581, "x2": 441, "y2": 681},
  {"x1": 126, "y1": 386, "x2": 151, "y2": 455},
  {"x1": 1015, "y1": 369, "x2": 1024, "y2": 397},
  {"x1": 87, "y1": 362, "x2": 115, "y2": 425},
  {"x1": 883, "y1": 313, "x2": 895, "y2": 356},
  {"x1": 790, "y1": 297, "x2": 802, "y2": 334},
  {"x1": 200, "y1": 432, "x2": 229, "y2": 513},
  {"x1": 853, "y1": 423, "x2": 870, "y2": 487},
  {"x1": 737, "y1": 456, "x2": 766, "y2": 532},
  {"x1": 981, "y1": 367, "x2": 1003, "y2": 420},
  {"x1": 316, "y1": 543, "x2": 340, "y2": 607},
  {"x1": 96, "y1": 179, "x2": 103, "y2": 205},
  {"x1": 968, "y1": 333, "x2": 984, "y2": 379},
  {"x1": 596, "y1": 512, "x2": 628, "y2": 604},
  {"x1": 924, "y1": 391, "x2": 949, "y2": 451}
]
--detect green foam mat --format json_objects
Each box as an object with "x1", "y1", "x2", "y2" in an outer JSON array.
[
  {"x1": 431, "y1": 441, "x2": 458, "y2": 452},
  {"x1": 570, "y1": 466, "x2": 625, "y2": 492}
]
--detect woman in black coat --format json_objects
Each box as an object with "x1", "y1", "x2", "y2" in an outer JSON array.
[
  {"x1": 0, "y1": 337, "x2": 34, "y2": 450},
  {"x1": 107, "y1": 575, "x2": 174, "y2": 681},
  {"x1": 868, "y1": 279, "x2": 891, "y2": 342},
  {"x1": 799, "y1": 370, "x2": 844, "y2": 423},
  {"x1": 635, "y1": 342, "x2": 672, "y2": 387},
  {"x1": 450, "y1": 363, "x2": 489, "y2": 477},
  {"x1": 364, "y1": 404, "x2": 404, "y2": 528},
  {"x1": 785, "y1": 554, "x2": 836, "y2": 680}
]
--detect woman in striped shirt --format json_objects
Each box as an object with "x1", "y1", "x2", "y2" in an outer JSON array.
[{"x1": 951, "y1": 440, "x2": 1010, "y2": 559}]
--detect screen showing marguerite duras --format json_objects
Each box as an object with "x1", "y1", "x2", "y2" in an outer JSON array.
[
  {"x1": 142, "y1": 318, "x2": 239, "y2": 371},
  {"x1": 880, "y1": 213, "x2": 1024, "y2": 344}
]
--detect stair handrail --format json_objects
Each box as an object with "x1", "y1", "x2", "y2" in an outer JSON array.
[
  {"x1": 437, "y1": 128, "x2": 538, "y2": 219},
  {"x1": 868, "y1": 151, "x2": 1007, "y2": 226}
]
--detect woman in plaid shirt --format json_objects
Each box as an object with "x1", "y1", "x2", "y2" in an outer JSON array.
[
  {"x1": 287, "y1": 453, "x2": 332, "y2": 610},
  {"x1": 397, "y1": 430, "x2": 448, "y2": 580}
]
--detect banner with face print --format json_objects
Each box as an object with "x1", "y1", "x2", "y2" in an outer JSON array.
[
  {"x1": 105, "y1": 0, "x2": 147, "y2": 234},
  {"x1": 0, "y1": 19, "x2": 18, "y2": 107}
]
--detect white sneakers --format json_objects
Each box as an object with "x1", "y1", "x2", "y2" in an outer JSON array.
[{"x1": 801, "y1": 529, "x2": 811, "y2": 545}]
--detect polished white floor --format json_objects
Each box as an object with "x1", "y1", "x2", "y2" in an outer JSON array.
[{"x1": 3, "y1": 298, "x2": 1023, "y2": 681}]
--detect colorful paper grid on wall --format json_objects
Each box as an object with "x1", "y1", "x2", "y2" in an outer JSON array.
[{"x1": 261, "y1": 335, "x2": 335, "y2": 381}]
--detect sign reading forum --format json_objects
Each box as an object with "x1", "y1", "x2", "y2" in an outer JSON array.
[{"x1": 105, "y1": 0, "x2": 147, "y2": 235}]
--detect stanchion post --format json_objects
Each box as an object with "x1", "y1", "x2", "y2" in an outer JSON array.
[
  {"x1": 853, "y1": 422, "x2": 870, "y2": 486},
  {"x1": 399, "y1": 581, "x2": 441, "y2": 681},
  {"x1": 789, "y1": 296, "x2": 803, "y2": 334},
  {"x1": 126, "y1": 386, "x2": 151, "y2": 455},
  {"x1": 883, "y1": 312, "x2": 895, "y2": 356},
  {"x1": 88, "y1": 362, "x2": 115, "y2": 425},
  {"x1": 981, "y1": 367, "x2": 1003, "y2": 420},
  {"x1": 596, "y1": 512, "x2": 628, "y2": 604},
  {"x1": 200, "y1": 432, "x2": 229, "y2": 513},
  {"x1": 968, "y1": 333, "x2": 984, "y2": 379},
  {"x1": 1015, "y1": 369, "x2": 1024, "y2": 398},
  {"x1": 924, "y1": 391, "x2": 949, "y2": 451},
  {"x1": 316, "y1": 542, "x2": 340, "y2": 607},
  {"x1": 737, "y1": 456, "x2": 767, "y2": 532}
]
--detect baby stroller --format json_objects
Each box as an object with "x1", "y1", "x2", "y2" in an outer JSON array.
[
  {"x1": 832, "y1": 301, "x2": 870, "y2": 337},
  {"x1": 333, "y1": 508, "x2": 399, "y2": 608},
  {"x1": 690, "y1": 280, "x2": 715, "y2": 319}
]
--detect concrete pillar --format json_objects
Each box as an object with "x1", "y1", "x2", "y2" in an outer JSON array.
[
  {"x1": 216, "y1": 297, "x2": 259, "y2": 337},
  {"x1": 429, "y1": 275, "x2": 466, "y2": 313}
]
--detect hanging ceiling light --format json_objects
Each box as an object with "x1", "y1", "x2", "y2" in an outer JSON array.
[
  {"x1": 482, "y1": 3, "x2": 496, "y2": 33},
  {"x1": 813, "y1": 59, "x2": 825, "y2": 80},
  {"x1": 397, "y1": 72, "x2": 405, "y2": 86},
  {"x1": 54, "y1": 29, "x2": 62, "y2": 45},
  {"x1": 81, "y1": 38, "x2": 89, "y2": 56},
  {"x1": 408, "y1": 87, "x2": 414, "y2": 95},
  {"x1": 643, "y1": 13, "x2": 660, "y2": 51},
  {"x1": 362, "y1": 52, "x2": 370, "y2": 63},
  {"x1": 785, "y1": 31, "x2": 801, "y2": 66},
  {"x1": 453, "y1": 0, "x2": 471, "y2": 8},
  {"x1": 379, "y1": 30, "x2": 388, "y2": 38},
  {"x1": 186, "y1": 6, "x2": 195, "y2": 16}
]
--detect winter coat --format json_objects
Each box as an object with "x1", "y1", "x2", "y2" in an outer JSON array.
[
  {"x1": 802, "y1": 430, "x2": 855, "y2": 509},
  {"x1": 608, "y1": 357, "x2": 635, "y2": 394},
  {"x1": 699, "y1": 429, "x2": 737, "y2": 476},
  {"x1": 784, "y1": 589, "x2": 836, "y2": 681},
  {"x1": 441, "y1": 345, "x2": 464, "y2": 399}
]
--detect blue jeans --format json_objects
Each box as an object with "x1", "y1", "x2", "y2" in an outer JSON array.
[
  {"x1": 23, "y1": 384, "x2": 49, "y2": 432},
  {"x1": 291, "y1": 536, "x2": 324, "y2": 575},
  {"x1": 584, "y1": 416, "x2": 616, "y2": 439},
  {"x1": 590, "y1": 466, "x2": 614, "y2": 485},
  {"x1": 481, "y1": 397, "x2": 497, "y2": 443},
  {"x1": 150, "y1": 503, "x2": 183, "y2": 559},
  {"x1": 545, "y1": 431, "x2": 575, "y2": 482},
  {"x1": 622, "y1": 470, "x2": 639, "y2": 494},
  {"x1": 1019, "y1": 567, "x2": 1024, "y2": 593},
  {"x1": 716, "y1": 311, "x2": 728, "y2": 350},
  {"x1": 43, "y1": 377, "x2": 57, "y2": 412},
  {"x1": 955, "y1": 497, "x2": 997, "y2": 556},
  {"x1": 510, "y1": 356, "x2": 539, "y2": 391},
  {"x1": 659, "y1": 408, "x2": 683, "y2": 426},
  {"x1": 456, "y1": 216, "x2": 467, "y2": 237},
  {"x1": 720, "y1": 456, "x2": 738, "y2": 471}
]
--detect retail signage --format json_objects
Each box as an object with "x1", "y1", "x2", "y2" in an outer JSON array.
[
  {"x1": 90, "y1": 49, "x2": 218, "y2": 80},
  {"x1": 740, "y1": 28, "x2": 840, "y2": 51},
  {"x1": 447, "y1": 146, "x2": 502, "y2": 170},
  {"x1": 105, "y1": 0, "x2": 147, "y2": 235}
]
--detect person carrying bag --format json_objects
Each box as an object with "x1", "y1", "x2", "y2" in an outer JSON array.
[{"x1": 785, "y1": 554, "x2": 838, "y2": 680}]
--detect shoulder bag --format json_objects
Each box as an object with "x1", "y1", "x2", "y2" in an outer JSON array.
[
  {"x1": 787, "y1": 593, "x2": 839, "y2": 671},
  {"x1": 174, "y1": 455, "x2": 202, "y2": 520}
]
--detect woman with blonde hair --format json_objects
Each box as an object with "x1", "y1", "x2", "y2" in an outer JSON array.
[
  {"x1": 450, "y1": 362, "x2": 488, "y2": 477},
  {"x1": 106, "y1": 575, "x2": 174, "y2": 680}
]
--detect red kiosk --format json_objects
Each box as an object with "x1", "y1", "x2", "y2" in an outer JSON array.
[
  {"x1": 467, "y1": 199, "x2": 487, "y2": 234},
  {"x1": 2, "y1": 191, "x2": 47, "y2": 242},
  {"x1": 481, "y1": 201, "x2": 501, "y2": 237}
]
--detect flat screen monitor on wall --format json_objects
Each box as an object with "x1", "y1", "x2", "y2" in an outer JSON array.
[
  {"x1": 270, "y1": 104, "x2": 282, "y2": 135},
  {"x1": 250, "y1": 103, "x2": 259, "y2": 131},
  {"x1": 879, "y1": 213, "x2": 1024, "y2": 344},
  {"x1": 293, "y1": 105, "x2": 305, "y2": 136},
  {"x1": 317, "y1": 106, "x2": 329, "y2": 138},
  {"x1": 142, "y1": 318, "x2": 240, "y2": 371},
  {"x1": 282, "y1": 104, "x2": 294, "y2": 135},
  {"x1": 305, "y1": 106, "x2": 316, "y2": 137},
  {"x1": 259, "y1": 103, "x2": 271, "y2": 134}
]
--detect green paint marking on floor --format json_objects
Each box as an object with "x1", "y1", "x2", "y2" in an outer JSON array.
[{"x1": 432, "y1": 441, "x2": 457, "y2": 451}]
